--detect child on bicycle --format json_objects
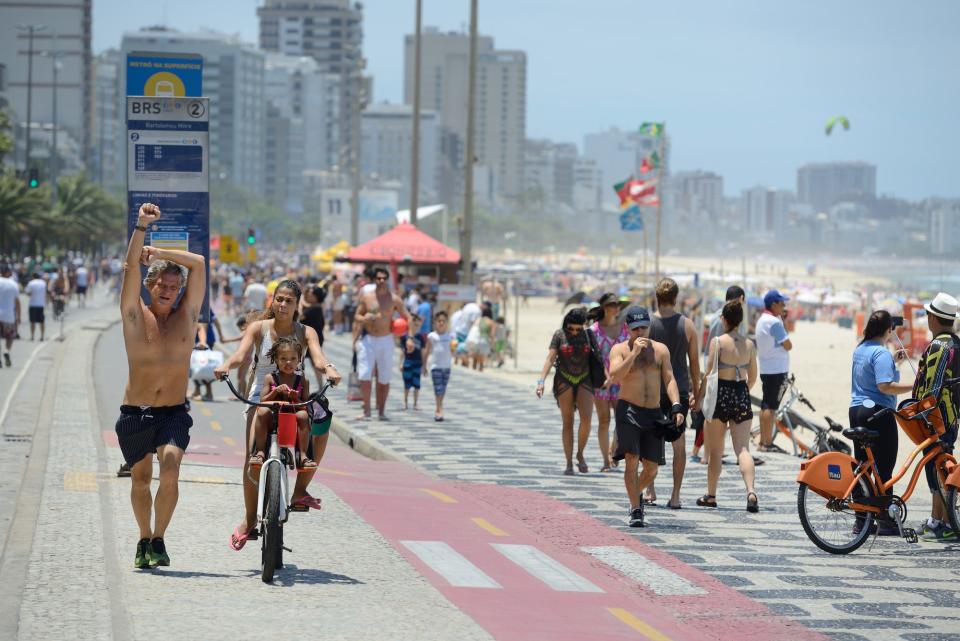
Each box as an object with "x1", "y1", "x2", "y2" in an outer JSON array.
[{"x1": 251, "y1": 337, "x2": 314, "y2": 469}]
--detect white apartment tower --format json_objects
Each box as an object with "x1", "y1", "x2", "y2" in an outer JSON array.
[{"x1": 404, "y1": 28, "x2": 526, "y2": 204}]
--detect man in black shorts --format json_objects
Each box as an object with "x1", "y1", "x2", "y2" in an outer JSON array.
[
  {"x1": 118, "y1": 203, "x2": 205, "y2": 568},
  {"x1": 755, "y1": 290, "x2": 793, "y2": 452},
  {"x1": 608, "y1": 307, "x2": 684, "y2": 527}
]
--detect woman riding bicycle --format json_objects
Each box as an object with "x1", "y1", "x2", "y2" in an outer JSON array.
[
  {"x1": 849, "y1": 311, "x2": 912, "y2": 528},
  {"x1": 214, "y1": 279, "x2": 341, "y2": 551}
]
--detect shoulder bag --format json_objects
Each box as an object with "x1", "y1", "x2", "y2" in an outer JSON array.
[
  {"x1": 702, "y1": 337, "x2": 720, "y2": 420},
  {"x1": 585, "y1": 326, "x2": 607, "y2": 389}
]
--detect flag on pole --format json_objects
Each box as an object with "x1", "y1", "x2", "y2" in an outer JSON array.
[
  {"x1": 613, "y1": 177, "x2": 632, "y2": 203},
  {"x1": 627, "y1": 178, "x2": 657, "y2": 202},
  {"x1": 639, "y1": 122, "x2": 664, "y2": 137},
  {"x1": 619, "y1": 203, "x2": 643, "y2": 231},
  {"x1": 640, "y1": 151, "x2": 662, "y2": 174}
]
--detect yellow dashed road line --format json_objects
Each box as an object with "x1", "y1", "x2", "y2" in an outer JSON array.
[
  {"x1": 419, "y1": 488, "x2": 458, "y2": 504},
  {"x1": 210, "y1": 420, "x2": 222, "y2": 431},
  {"x1": 222, "y1": 436, "x2": 236, "y2": 447},
  {"x1": 64, "y1": 471, "x2": 98, "y2": 492},
  {"x1": 607, "y1": 608, "x2": 673, "y2": 641},
  {"x1": 471, "y1": 517, "x2": 508, "y2": 537},
  {"x1": 200, "y1": 407, "x2": 213, "y2": 417}
]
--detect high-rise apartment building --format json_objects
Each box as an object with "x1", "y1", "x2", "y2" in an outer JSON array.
[
  {"x1": 361, "y1": 103, "x2": 438, "y2": 206},
  {"x1": 797, "y1": 161, "x2": 876, "y2": 211},
  {"x1": 92, "y1": 48, "x2": 121, "y2": 187},
  {"x1": 404, "y1": 28, "x2": 526, "y2": 204},
  {"x1": 119, "y1": 28, "x2": 267, "y2": 195},
  {"x1": 258, "y1": 0, "x2": 363, "y2": 173},
  {"x1": 0, "y1": 0, "x2": 93, "y2": 169}
]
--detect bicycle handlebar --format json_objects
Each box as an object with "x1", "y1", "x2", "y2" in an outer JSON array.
[
  {"x1": 218, "y1": 375, "x2": 331, "y2": 410},
  {"x1": 799, "y1": 395, "x2": 816, "y2": 413}
]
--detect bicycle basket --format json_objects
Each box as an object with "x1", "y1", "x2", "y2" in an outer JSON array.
[
  {"x1": 896, "y1": 396, "x2": 946, "y2": 445},
  {"x1": 277, "y1": 411, "x2": 299, "y2": 449}
]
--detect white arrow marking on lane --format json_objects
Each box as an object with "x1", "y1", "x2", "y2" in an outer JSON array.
[
  {"x1": 492, "y1": 544, "x2": 604, "y2": 593},
  {"x1": 582, "y1": 546, "x2": 708, "y2": 596},
  {"x1": 400, "y1": 541, "x2": 502, "y2": 589}
]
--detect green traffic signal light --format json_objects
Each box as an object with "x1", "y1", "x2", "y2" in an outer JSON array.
[
  {"x1": 247, "y1": 228, "x2": 256, "y2": 245},
  {"x1": 29, "y1": 179, "x2": 38, "y2": 188}
]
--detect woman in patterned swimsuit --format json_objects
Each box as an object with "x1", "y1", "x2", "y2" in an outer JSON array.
[
  {"x1": 537, "y1": 307, "x2": 595, "y2": 475},
  {"x1": 696, "y1": 300, "x2": 759, "y2": 512},
  {"x1": 590, "y1": 293, "x2": 628, "y2": 472}
]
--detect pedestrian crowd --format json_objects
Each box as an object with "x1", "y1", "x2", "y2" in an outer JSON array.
[{"x1": 536, "y1": 277, "x2": 960, "y2": 535}]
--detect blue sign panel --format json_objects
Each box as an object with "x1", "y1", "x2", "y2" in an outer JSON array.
[
  {"x1": 127, "y1": 51, "x2": 203, "y2": 97},
  {"x1": 127, "y1": 97, "x2": 210, "y2": 320}
]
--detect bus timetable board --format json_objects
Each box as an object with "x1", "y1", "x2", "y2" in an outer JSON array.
[{"x1": 126, "y1": 96, "x2": 210, "y2": 320}]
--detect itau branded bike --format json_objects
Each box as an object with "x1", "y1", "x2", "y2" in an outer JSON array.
[
  {"x1": 796, "y1": 378, "x2": 960, "y2": 554},
  {"x1": 220, "y1": 375, "x2": 332, "y2": 583}
]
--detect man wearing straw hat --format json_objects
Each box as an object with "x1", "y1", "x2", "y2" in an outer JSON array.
[{"x1": 913, "y1": 292, "x2": 960, "y2": 542}]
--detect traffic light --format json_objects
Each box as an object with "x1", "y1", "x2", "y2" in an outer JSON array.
[
  {"x1": 28, "y1": 168, "x2": 39, "y2": 189},
  {"x1": 247, "y1": 227, "x2": 256, "y2": 245}
]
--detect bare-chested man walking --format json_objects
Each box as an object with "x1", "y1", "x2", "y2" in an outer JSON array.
[
  {"x1": 354, "y1": 266, "x2": 409, "y2": 420},
  {"x1": 117, "y1": 203, "x2": 205, "y2": 568},
  {"x1": 607, "y1": 306, "x2": 683, "y2": 528}
]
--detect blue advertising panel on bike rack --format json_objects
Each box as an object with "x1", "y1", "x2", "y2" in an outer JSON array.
[{"x1": 126, "y1": 96, "x2": 210, "y2": 320}]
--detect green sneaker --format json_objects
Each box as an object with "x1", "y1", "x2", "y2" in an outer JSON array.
[
  {"x1": 148, "y1": 538, "x2": 170, "y2": 567},
  {"x1": 916, "y1": 520, "x2": 932, "y2": 537},
  {"x1": 920, "y1": 522, "x2": 956, "y2": 542},
  {"x1": 134, "y1": 539, "x2": 152, "y2": 569}
]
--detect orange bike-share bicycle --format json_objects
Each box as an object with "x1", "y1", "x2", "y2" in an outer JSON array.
[{"x1": 796, "y1": 378, "x2": 960, "y2": 554}]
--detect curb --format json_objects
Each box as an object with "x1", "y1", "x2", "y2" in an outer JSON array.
[{"x1": 329, "y1": 416, "x2": 418, "y2": 467}]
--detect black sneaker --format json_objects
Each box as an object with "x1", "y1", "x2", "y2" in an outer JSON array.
[
  {"x1": 628, "y1": 506, "x2": 645, "y2": 528},
  {"x1": 134, "y1": 538, "x2": 152, "y2": 569},
  {"x1": 4, "y1": 353, "x2": 10, "y2": 367},
  {"x1": 149, "y1": 538, "x2": 170, "y2": 567},
  {"x1": 117, "y1": 463, "x2": 131, "y2": 477}
]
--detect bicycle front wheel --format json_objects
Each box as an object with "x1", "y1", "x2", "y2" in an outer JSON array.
[
  {"x1": 798, "y1": 476, "x2": 875, "y2": 554},
  {"x1": 261, "y1": 463, "x2": 283, "y2": 583}
]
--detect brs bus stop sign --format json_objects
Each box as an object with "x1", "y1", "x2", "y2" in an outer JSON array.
[{"x1": 126, "y1": 96, "x2": 210, "y2": 320}]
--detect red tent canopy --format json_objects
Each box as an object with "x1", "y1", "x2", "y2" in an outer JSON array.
[{"x1": 346, "y1": 223, "x2": 460, "y2": 264}]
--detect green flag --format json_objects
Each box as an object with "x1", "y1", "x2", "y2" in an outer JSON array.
[{"x1": 639, "y1": 122, "x2": 664, "y2": 137}]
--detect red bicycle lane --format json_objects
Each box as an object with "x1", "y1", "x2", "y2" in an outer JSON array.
[{"x1": 315, "y1": 440, "x2": 829, "y2": 641}]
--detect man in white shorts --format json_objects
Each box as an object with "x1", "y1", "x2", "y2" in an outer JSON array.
[{"x1": 354, "y1": 266, "x2": 409, "y2": 420}]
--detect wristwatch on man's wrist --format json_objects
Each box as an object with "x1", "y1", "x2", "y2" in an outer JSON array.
[
  {"x1": 134, "y1": 223, "x2": 148, "y2": 232},
  {"x1": 671, "y1": 402, "x2": 684, "y2": 416}
]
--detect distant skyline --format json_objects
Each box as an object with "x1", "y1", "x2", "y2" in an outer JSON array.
[{"x1": 92, "y1": 0, "x2": 960, "y2": 201}]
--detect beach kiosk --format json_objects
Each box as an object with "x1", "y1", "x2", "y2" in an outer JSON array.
[{"x1": 344, "y1": 222, "x2": 462, "y2": 287}]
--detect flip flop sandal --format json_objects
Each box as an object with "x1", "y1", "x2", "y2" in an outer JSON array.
[
  {"x1": 599, "y1": 465, "x2": 614, "y2": 473},
  {"x1": 230, "y1": 525, "x2": 254, "y2": 551},
  {"x1": 298, "y1": 457, "x2": 318, "y2": 470},
  {"x1": 696, "y1": 495, "x2": 718, "y2": 508},
  {"x1": 746, "y1": 492, "x2": 759, "y2": 513},
  {"x1": 248, "y1": 453, "x2": 264, "y2": 467},
  {"x1": 577, "y1": 460, "x2": 589, "y2": 473},
  {"x1": 291, "y1": 495, "x2": 322, "y2": 511},
  {"x1": 642, "y1": 498, "x2": 657, "y2": 506},
  {"x1": 666, "y1": 500, "x2": 683, "y2": 509}
]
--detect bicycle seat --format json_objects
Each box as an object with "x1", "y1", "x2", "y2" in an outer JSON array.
[{"x1": 842, "y1": 427, "x2": 880, "y2": 442}]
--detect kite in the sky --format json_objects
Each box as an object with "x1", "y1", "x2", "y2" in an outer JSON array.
[{"x1": 825, "y1": 116, "x2": 850, "y2": 136}]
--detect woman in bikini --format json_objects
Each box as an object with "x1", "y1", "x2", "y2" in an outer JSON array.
[
  {"x1": 697, "y1": 300, "x2": 759, "y2": 512},
  {"x1": 590, "y1": 293, "x2": 628, "y2": 472},
  {"x1": 537, "y1": 307, "x2": 595, "y2": 475},
  {"x1": 214, "y1": 279, "x2": 341, "y2": 551}
]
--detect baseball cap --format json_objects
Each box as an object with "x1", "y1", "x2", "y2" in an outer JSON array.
[
  {"x1": 763, "y1": 289, "x2": 789, "y2": 308},
  {"x1": 624, "y1": 306, "x2": 651, "y2": 329}
]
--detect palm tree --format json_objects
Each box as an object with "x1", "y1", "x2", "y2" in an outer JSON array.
[
  {"x1": 49, "y1": 173, "x2": 125, "y2": 253},
  {"x1": 0, "y1": 172, "x2": 49, "y2": 255}
]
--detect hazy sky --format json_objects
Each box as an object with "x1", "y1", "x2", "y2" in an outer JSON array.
[{"x1": 93, "y1": 0, "x2": 959, "y2": 200}]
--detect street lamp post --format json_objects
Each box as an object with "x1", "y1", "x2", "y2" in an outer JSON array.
[
  {"x1": 409, "y1": 0, "x2": 423, "y2": 227},
  {"x1": 461, "y1": 0, "x2": 478, "y2": 285},
  {"x1": 44, "y1": 31, "x2": 63, "y2": 204},
  {"x1": 17, "y1": 24, "x2": 47, "y2": 176}
]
